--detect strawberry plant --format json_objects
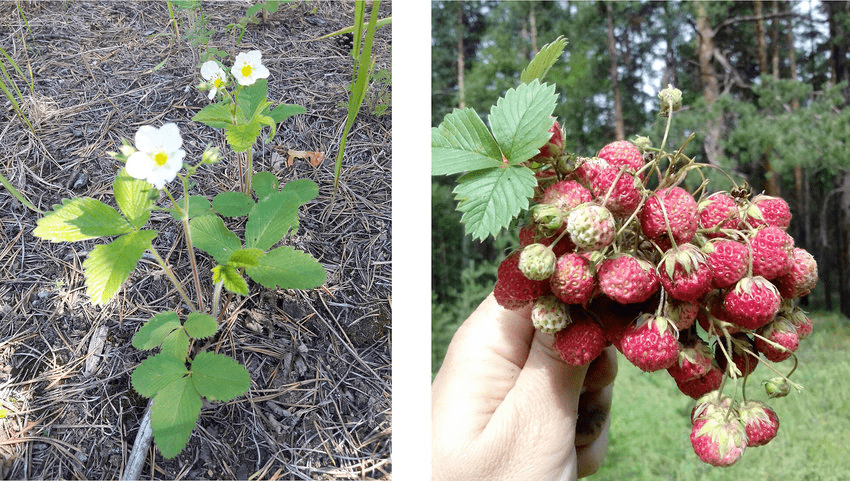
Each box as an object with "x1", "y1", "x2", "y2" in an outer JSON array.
[{"x1": 432, "y1": 36, "x2": 818, "y2": 467}]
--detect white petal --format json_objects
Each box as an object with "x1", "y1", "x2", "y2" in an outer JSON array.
[
  {"x1": 208, "y1": 88, "x2": 217, "y2": 100},
  {"x1": 125, "y1": 151, "x2": 153, "y2": 179},
  {"x1": 200, "y1": 61, "x2": 220, "y2": 80},
  {"x1": 159, "y1": 123, "x2": 183, "y2": 152},
  {"x1": 255, "y1": 63, "x2": 270, "y2": 79},
  {"x1": 148, "y1": 164, "x2": 179, "y2": 189},
  {"x1": 166, "y1": 149, "x2": 186, "y2": 170},
  {"x1": 245, "y1": 50, "x2": 262, "y2": 63},
  {"x1": 134, "y1": 125, "x2": 159, "y2": 153}
]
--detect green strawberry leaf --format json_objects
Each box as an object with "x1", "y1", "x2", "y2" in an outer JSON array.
[
  {"x1": 280, "y1": 178, "x2": 319, "y2": 205},
  {"x1": 244, "y1": 191, "x2": 300, "y2": 251},
  {"x1": 190, "y1": 351, "x2": 251, "y2": 402},
  {"x1": 246, "y1": 245, "x2": 326, "y2": 290},
  {"x1": 212, "y1": 264, "x2": 249, "y2": 296},
  {"x1": 228, "y1": 248, "x2": 266, "y2": 269},
  {"x1": 212, "y1": 191, "x2": 254, "y2": 218},
  {"x1": 33, "y1": 197, "x2": 134, "y2": 241},
  {"x1": 184, "y1": 312, "x2": 218, "y2": 340},
  {"x1": 252, "y1": 171, "x2": 279, "y2": 200},
  {"x1": 113, "y1": 169, "x2": 154, "y2": 229},
  {"x1": 169, "y1": 195, "x2": 213, "y2": 220},
  {"x1": 189, "y1": 215, "x2": 241, "y2": 265},
  {"x1": 453, "y1": 165, "x2": 537, "y2": 241},
  {"x1": 150, "y1": 375, "x2": 202, "y2": 459},
  {"x1": 431, "y1": 108, "x2": 503, "y2": 176},
  {"x1": 83, "y1": 230, "x2": 157, "y2": 306},
  {"x1": 520, "y1": 36, "x2": 567, "y2": 84},
  {"x1": 192, "y1": 102, "x2": 234, "y2": 130},
  {"x1": 160, "y1": 328, "x2": 190, "y2": 361},
  {"x1": 225, "y1": 116, "x2": 262, "y2": 153},
  {"x1": 131, "y1": 352, "x2": 189, "y2": 398},
  {"x1": 132, "y1": 311, "x2": 182, "y2": 350},
  {"x1": 488, "y1": 80, "x2": 557, "y2": 164},
  {"x1": 268, "y1": 103, "x2": 305, "y2": 124}
]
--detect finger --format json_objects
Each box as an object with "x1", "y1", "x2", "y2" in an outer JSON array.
[
  {"x1": 574, "y1": 382, "x2": 614, "y2": 447},
  {"x1": 576, "y1": 412, "x2": 611, "y2": 478},
  {"x1": 581, "y1": 345, "x2": 618, "y2": 393}
]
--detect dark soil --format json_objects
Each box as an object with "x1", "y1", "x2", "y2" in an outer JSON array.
[{"x1": 0, "y1": 1, "x2": 391, "y2": 479}]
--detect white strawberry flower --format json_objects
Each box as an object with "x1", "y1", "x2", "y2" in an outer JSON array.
[
  {"x1": 125, "y1": 123, "x2": 186, "y2": 189},
  {"x1": 200, "y1": 60, "x2": 227, "y2": 99},
  {"x1": 231, "y1": 50, "x2": 269, "y2": 86}
]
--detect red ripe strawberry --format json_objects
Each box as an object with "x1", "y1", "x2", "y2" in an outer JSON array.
[
  {"x1": 738, "y1": 400, "x2": 780, "y2": 447},
  {"x1": 715, "y1": 334, "x2": 758, "y2": 378},
  {"x1": 786, "y1": 306, "x2": 813, "y2": 339},
  {"x1": 676, "y1": 365, "x2": 723, "y2": 399},
  {"x1": 572, "y1": 156, "x2": 610, "y2": 186},
  {"x1": 550, "y1": 253, "x2": 596, "y2": 305},
  {"x1": 540, "y1": 179, "x2": 593, "y2": 215},
  {"x1": 668, "y1": 342, "x2": 714, "y2": 383},
  {"x1": 566, "y1": 203, "x2": 616, "y2": 251},
  {"x1": 532, "y1": 120, "x2": 564, "y2": 161},
  {"x1": 774, "y1": 247, "x2": 818, "y2": 299},
  {"x1": 690, "y1": 411, "x2": 748, "y2": 467},
  {"x1": 619, "y1": 314, "x2": 679, "y2": 372},
  {"x1": 702, "y1": 239, "x2": 748, "y2": 288},
  {"x1": 493, "y1": 250, "x2": 551, "y2": 309},
  {"x1": 531, "y1": 295, "x2": 570, "y2": 333},
  {"x1": 698, "y1": 192, "x2": 741, "y2": 237},
  {"x1": 597, "y1": 254, "x2": 659, "y2": 304},
  {"x1": 723, "y1": 276, "x2": 781, "y2": 330},
  {"x1": 590, "y1": 166, "x2": 644, "y2": 217},
  {"x1": 597, "y1": 140, "x2": 644, "y2": 177},
  {"x1": 657, "y1": 244, "x2": 713, "y2": 302},
  {"x1": 745, "y1": 195, "x2": 791, "y2": 230},
  {"x1": 554, "y1": 310, "x2": 606, "y2": 366},
  {"x1": 665, "y1": 298, "x2": 699, "y2": 330},
  {"x1": 698, "y1": 292, "x2": 741, "y2": 336},
  {"x1": 640, "y1": 186, "x2": 699, "y2": 246},
  {"x1": 755, "y1": 317, "x2": 799, "y2": 362},
  {"x1": 750, "y1": 226, "x2": 794, "y2": 280}
]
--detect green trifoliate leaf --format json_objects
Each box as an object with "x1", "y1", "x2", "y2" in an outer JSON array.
[
  {"x1": 212, "y1": 191, "x2": 254, "y2": 217},
  {"x1": 184, "y1": 312, "x2": 218, "y2": 340},
  {"x1": 237, "y1": 78, "x2": 268, "y2": 120},
  {"x1": 488, "y1": 80, "x2": 557, "y2": 164},
  {"x1": 520, "y1": 36, "x2": 567, "y2": 84},
  {"x1": 189, "y1": 215, "x2": 241, "y2": 265},
  {"x1": 226, "y1": 116, "x2": 263, "y2": 152},
  {"x1": 113, "y1": 168, "x2": 154, "y2": 229},
  {"x1": 131, "y1": 352, "x2": 189, "y2": 398},
  {"x1": 150, "y1": 375, "x2": 202, "y2": 459},
  {"x1": 280, "y1": 179, "x2": 319, "y2": 205},
  {"x1": 169, "y1": 195, "x2": 213, "y2": 220},
  {"x1": 252, "y1": 171, "x2": 279, "y2": 200},
  {"x1": 212, "y1": 264, "x2": 249, "y2": 296},
  {"x1": 246, "y1": 245, "x2": 326, "y2": 290},
  {"x1": 83, "y1": 230, "x2": 157, "y2": 306},
  {"x1": 192, "y1": 102, "x2": 234, "y2": 130},
  {"x1": 160, "y1": 328, "x2": 190, "y2": 361},
  {"x1": 453, "y1": 165, "x2": 537, "y2": 241},
  {"x1": 33, "y1": 197, "x2": 134, "y2": 241},
  {"x1": 431, "y1": 108, "x2": 503, "y2": 176},
  {"x1": 268, "y1": 103, "x2": 305, "y2": 124},
  {"x1": 228, "y1": 248, "x2": 266, "y2": 269},
  {"x1": 245, "y1": 191, "x2": 300, "y2": 251},
  {"x1": 132, "y1": 311, "x2": 181, "y2": 350},
  {"x1": 190, "y1": 351, "x2": 251, "y2": 402}
]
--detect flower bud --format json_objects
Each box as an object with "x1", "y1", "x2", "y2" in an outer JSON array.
[
  {"x1": 201, "y1": 145, "x2": 221, "y2": 165},
  {"x1": 632, "y1": 135, "x2": 652, "y2": 152},
  {"x1": 764, "y1": 377, "x2": 791, "y2": 398},
  {"x1": 658, "y1": 84, "x2": 683, "y2": 115},
  {"x1": 518, "y1": 243, "x2": 556, "y2": 281},
  {"x1": 531, "y1": 203, "x2": 565, "y2": 237}
]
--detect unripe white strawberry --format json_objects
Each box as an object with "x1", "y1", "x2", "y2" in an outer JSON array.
[
  {"x1": 518, "y1": 243, "x2": 556, "y2": 281},
  {"x1": 566, "y1": 203, "x2": 615, "y2": 251},
  {"x1": 531, "y1": 295, "x2": 570, "y2": 333}
]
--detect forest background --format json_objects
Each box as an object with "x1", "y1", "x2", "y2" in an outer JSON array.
[{"x1": 431, "y1": 2, "x2": 850, "y2": 478}]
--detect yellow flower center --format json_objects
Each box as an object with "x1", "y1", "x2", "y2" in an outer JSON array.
[
  {"x1": 214, "y1": 78, "x2": 223, "y2": 88},
  {"x1": 154, "y1": 152, "x2": 168, "y2": 166},
  {"x1": 241, "y1": 64, "x2": 253, "y2": 78}
]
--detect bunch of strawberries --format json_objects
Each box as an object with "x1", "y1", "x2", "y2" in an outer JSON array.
[{"x1": 493, "y1": 119, "x2": 818, "y2": 467}]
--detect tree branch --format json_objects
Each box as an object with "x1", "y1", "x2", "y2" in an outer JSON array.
[{"x1": 714, "y1": 11, "x2": 794, "y2": 35}]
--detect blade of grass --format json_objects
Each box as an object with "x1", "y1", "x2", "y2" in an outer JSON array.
[
  {"x1": 0, "y1": 170, "x2": 41, "y2": 214},
  {"x1": 309, "y1": 16, "x2": 392, "y2": 42},
  {"x1": 333, "y1": 0, "x2": 380, "y2": 195}
]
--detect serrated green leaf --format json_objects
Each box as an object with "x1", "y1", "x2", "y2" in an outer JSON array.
[
  {"x1": 190, "y1": 351, "x2": 250, "y2": 402},
  {"x1": 280, "y1": 178, "x2": 319, "y2": 205},
  {"x1": 189, "y1": 215, "x2": 241, "y2": 264},
  {"x1": 160, "y1": 328, "x2": 190, "y2": 361},
  {"x1": 150, "y1": 375, "x2": 201, "y2": 459},
  {"x1": 431, "y1": 108, "x2": 503, "y2": 176},
  {"x1": 245, "y1": 191, "x2": 299, "y2": 251},
  {"x1": 33, "y1": 197, "x2": 134, "y2": 241},
  {"x1": 212, "y1": 191, "x2": 254, "y2": 217},
  {"x1": 131, "y1": 353, "x2": 189, "y2": 398},
  {"x1": 252, "y1": 171, "x2": 279, "y2": 200},
  {"x1": 225, "y1": 116, "x2": 262, "y2": 152},
  {"x1": 268, "y1": 103, "x2": 305, "y2": 124},
  {"x1": 184, "y1": 312, "x2": 218, "y2": 339},
  {"x1": 489, "y1": 80, "x2": 558, "y2": 164},
  {"x1": 113, "y1": 169, "x2": 154, "y2": 229},
  {"x1": 246, "y1": 245, "x2": 326, "y2": 290},
  {"x1": 192, "y1": 102, "x2": 234, "y2": 130},
  {"x1": 520, "y1": 36, "x2": 567, "y2": 84},
  {"x1": 83, "y1": 230, "x2": 157, "y2": 305},
  {"x1": 237, "y1": 78, "x2": 268, "y2": 120},
  {"x1": 454, "y1": 166, "x2": 537, "y2": 240},
  {"x1": 212, "y1": 264, "x2": 249, "y2": 296},
  {"x1": 169, "y1": 195, "x2": 213, "y2": 220},
  {"x1": 228, "y1": 248, "x2": 266, "y2": 268},
  {"x1": 132, "y1": 311, "x2": 182, "y2": 350}
]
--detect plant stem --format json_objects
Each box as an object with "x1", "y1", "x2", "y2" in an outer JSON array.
[
  {"x1": 147, "y1": 244, "x2": 196, "y2": 312},
  {"x1": 180, "y1": 179, "x2": 205, "y2": 312}
]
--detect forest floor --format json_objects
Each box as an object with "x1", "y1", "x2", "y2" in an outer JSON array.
[{"x1": 0, "y1": 1, "x2": 391, "y2": 479}]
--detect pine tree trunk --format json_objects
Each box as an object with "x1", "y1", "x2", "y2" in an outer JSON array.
[
  {"x1": 695, "y1": 3, "x2": 722, "y2": 166},
  {"x1": 771, "y1": 0, "x2": 780, "y2": 76},
  {"x1": 754, "y1": 0, "x2": 768, "y2": 73},
  {"x1": 605, "y1": 1, "x2": 625, "y2": 140},
  {"x1": 840, "y1": 172, "x2": 850, "y2": 317},
  {"x1": 456, "y1": 3, "x2": 465, "y2": 109}
]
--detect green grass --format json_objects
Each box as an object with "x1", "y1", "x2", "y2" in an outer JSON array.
[{"x1": 588, "y1": 310, "x2": 850, "y2": 480}]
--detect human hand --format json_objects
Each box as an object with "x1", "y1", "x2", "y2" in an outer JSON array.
[{"x1": 432, "y1": 292, "x2": 617, "y2": 480}]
